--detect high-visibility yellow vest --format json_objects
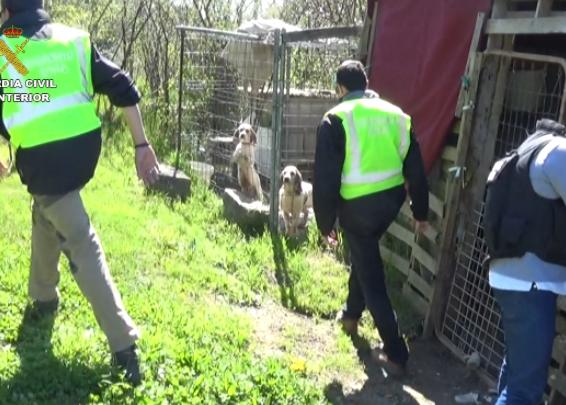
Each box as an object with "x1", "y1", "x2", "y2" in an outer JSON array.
[
  {"x1": 1, "y1": 23, "x2": 101, "y2": 149},
  {"x1": 326, "y1": 97, "x2": 411, "y2": 200}
]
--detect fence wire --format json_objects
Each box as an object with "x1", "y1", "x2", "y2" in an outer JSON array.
[{"x1": 440, "y1": 53, "x2": 566, "y2": 381}]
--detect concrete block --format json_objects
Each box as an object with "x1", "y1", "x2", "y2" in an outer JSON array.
[
  {"x1": 223, "y1": 188, "x2": 269, "y2": 234},
  {"x1": 149, "y1": 163, "x2": 191, "y2": 202}
]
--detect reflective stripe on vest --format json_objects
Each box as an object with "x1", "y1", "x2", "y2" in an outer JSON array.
[
  {"x1": 327, "y1": 97, "x2": 411, "y2": 200},
  {"x1": 2, "y1": 23, "x2": 101, "y2": 149}
]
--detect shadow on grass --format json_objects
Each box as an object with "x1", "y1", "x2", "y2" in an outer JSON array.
[
  {"x1": 325, "y1": 332, "x2": 481, "y2": 404},
  {"x1": 0, "y1": 306, "x2": 106, "y2": 404},
  {"x1": 324, "y1": 333, "x2": 421, "y2": 405},
  {"x1": 271, "y1": 231, "x2": 299, "y2": 311}
]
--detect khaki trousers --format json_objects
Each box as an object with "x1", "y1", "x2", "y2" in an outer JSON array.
[{"x1": 29, "y1": 190, "x2": 139, "y2": 352}]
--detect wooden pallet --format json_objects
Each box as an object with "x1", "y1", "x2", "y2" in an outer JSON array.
[{"x1": 488, "y1": 0, "x2": 566, "y2": 34}]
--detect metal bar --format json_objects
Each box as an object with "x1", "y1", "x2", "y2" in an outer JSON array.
[
  {"x1": 283, "y1": 26, "x2": 362, "y2": 43},
  {"x1": 174, "y1": 29, "x2": 186, "y2": 175},
  {"x1": 175, "y1": 25, "x2": 261, "y2": 41},
  {"x1": 269, "y1": 29, "x2": 283, "y2": 232}
]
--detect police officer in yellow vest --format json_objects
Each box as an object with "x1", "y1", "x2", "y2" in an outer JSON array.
[
  {"x1": 0, "y1": 0, "x2": 160, "y2": 385},
  {"x1": 314, "y1": 61, "x2": 429, "y2": 376}
]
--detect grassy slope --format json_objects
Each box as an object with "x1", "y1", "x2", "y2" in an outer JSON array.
[{"x1": 0, "y1": 147, "x2": 418, "y2": 404}]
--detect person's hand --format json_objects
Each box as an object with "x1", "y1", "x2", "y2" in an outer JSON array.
[
  {"x1": 415, "y1": 220, "x2": 429, "y2": 234},
  {"x1": 135, "y1": 145, "x2": 160, "y2": 186},
  {"x1": 326, "y1": 230, "x2": 339, "y2": 248}
]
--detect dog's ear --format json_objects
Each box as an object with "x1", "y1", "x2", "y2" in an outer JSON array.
[
  {"x1": 280, "y1": 170, "x2": 284, "y2": 186},
  {"x1": 250, "y1": 127, "x2": 257, "y2": 145},
  {"x1": 233, "y1": 127, "x2": 241, "y2": 144},
  {"x1": 294, "y1": 170, "x2": 303, "y2": 195}
]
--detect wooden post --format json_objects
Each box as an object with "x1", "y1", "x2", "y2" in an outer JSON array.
[
  {"x1": 366, "y1": 5, "x2": 379, "y2": 69},
  {"x1": 456, "y1": 13, "x2": 487, "y2": 117},
  {"x1": 358, "y1": 2, "x2": 377, "y2": 62},
  {"x1": 424, "y1": 50, "x2": 511, "y2": 338},
  {"x1": 422, "y1": 13, "x2": 485, "y2": 338}
]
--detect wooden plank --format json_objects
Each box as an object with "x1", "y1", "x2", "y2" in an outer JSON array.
[
  {"x1": 357, "y1": 11, "x2": 372, "y2": 60},
  {"x1": 456, "y1": 13, "x2": 487, "y2": 117},
  {"x1": 412, "y1": 244, "x2": 438, "y2": 275},
  {"x1": 381, "y1": 245, "x2": 410, "y2": 276},
  {"x1": 503, "y1": 11, "x2": 566, "y2": 18},
  {"x1": 486, "y1": 17, "x2": 566, "y2": 34},
  {"x1": 425, "y1": 49, "x2": 499, "y2": 338},
  {"x1": 407, "y1": 270, "x2": 434, "y2": 300},
  {"x1": 400, "y1": 203, "x2": 412, "y2": 218},
  {"x1": 442, "y1": 146, "x2": 458, "y2": 162},
  {"x1": 429, "y1": 192, "x2": 444, "y2": 219},
  {"x1": 387, "y1": 222, "x2": 415, "y2": 246},
  {"x1": 402, "y1": 283, "x2": 429, "y2": 317},
  {"x1": 366, "y1": 5, "x2": 379, "y2": 67},
  {"x1": 452, "y1": 119, "x2": 462, "y2": 133},
  {"x1": 284, "y1": 26, "x2": 361, "y2": 43},
  {"x1": 399, "y1": 203, "x2": 440, "y2": 243}
]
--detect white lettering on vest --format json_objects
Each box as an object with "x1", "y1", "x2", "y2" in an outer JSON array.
[
  {"x1": 0, "y1": 79, "x2": 22, "y2": 88},
  {"x1": 0, "y1": 93, "x2": 50, "y2": 102},
  {"x1": 25, "y1": 79, "x2": 57, "y2": 88}
]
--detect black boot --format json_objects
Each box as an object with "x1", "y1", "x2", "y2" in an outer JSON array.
[
  {"x1": 111, "y1": 344, "x2": 142, "y2": 386},
  {"x1": 30, "y1": 298, "x2": 59, "y2": 319}
]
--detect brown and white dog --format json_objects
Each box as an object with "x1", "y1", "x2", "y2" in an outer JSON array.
[
  {"x1": 231, "y1": 123, "x2": 263, "y2": 202},
  {"x1": 279, "y1": 165, "x2": 313, "y2": 236}
]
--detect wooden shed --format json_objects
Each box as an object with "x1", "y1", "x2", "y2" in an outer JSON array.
[{"x1": 361, "y1": 0, "x2": 566, "y2": 401}]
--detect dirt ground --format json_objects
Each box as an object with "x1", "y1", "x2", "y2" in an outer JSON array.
[{"x1": 242, "y1": 301, "x2": 488, "y2": 405}]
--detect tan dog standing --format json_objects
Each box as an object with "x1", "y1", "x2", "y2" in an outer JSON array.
[
  {"x1": 279, "y1": 165, "x2": 313, "y2": 236},
  {"x1": 231, "y1": 123, "x2": 263, "y2": 202}
]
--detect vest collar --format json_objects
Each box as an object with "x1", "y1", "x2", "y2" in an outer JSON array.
[
  {"x1": 339, "y1": 89, "x2": 380, "y2": 103},
  {"x1": 0, "y1": 9, "x2": 51, "y2": 38}
]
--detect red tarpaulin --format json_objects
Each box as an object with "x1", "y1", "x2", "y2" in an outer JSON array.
[{"x1": 367, "y1": 0, "x2": 492, "y2": 173}]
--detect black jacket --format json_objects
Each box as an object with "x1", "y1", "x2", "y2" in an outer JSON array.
[
  {"x1": 313, "y1": 92, "x2": 429, "y2": 236},
  {"x1": 0, "y1": 9, "x2": 141, "y2": 195}
]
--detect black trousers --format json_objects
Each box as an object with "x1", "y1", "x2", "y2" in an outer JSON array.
[{"x1": 339, "y1": 186, "x2": 409, "y2": 366}]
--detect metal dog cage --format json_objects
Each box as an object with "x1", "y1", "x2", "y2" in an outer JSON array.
[{"x1": 175, "y1": 25, "x2": 359, "y2": 227}]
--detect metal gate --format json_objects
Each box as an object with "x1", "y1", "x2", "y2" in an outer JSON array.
[{"x1": 439, "y1": 51, "x2": 566, "y2": 381}]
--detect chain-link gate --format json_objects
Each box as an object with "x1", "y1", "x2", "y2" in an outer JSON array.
[
  {"x1": 439, "y1": 51, "x2": 566, "y2": 382},
  {"x1": 175, "y1": 25, "x2": 359, "y2": 230}
]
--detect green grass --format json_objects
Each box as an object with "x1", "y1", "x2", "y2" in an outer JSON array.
[{"x1": 0, "y1": 144, "x2": 418, "y2": 404}]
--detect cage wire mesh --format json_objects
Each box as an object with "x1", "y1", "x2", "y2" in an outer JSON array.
[
  {"x1": 177, "y1": 28, "x2": 277, "y2": 195},
  {"x1": 175, "y1": 25, "x2": 359, "y2": 228},
  {"x1": 440, "y1": 53, "x2": 566, "y2": 381},
  {"x1": 280, "y1": 36, "x2": 358, "y2": 182}
]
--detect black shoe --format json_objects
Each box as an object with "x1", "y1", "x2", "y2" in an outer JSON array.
[
  {"x1": 111, "y1": 344, "x2": 142, "y2": 386},
  {"x1": 30, "y1": 298, "x2": 59, "y2": 318}
]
